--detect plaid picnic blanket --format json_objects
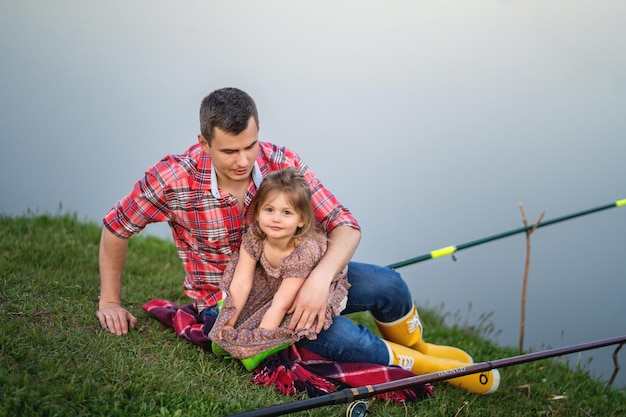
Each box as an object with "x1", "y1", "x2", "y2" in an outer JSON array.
[{"x1": 143, "y1": 299, "x2": 435, "y2": 403}]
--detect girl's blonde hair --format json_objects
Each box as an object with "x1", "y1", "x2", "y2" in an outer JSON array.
[{"x1": 250, "y1": 167, "x2": 315, "y2": 241}]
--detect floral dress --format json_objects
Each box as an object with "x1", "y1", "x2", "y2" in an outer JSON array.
[{"x1": 208, "y1": 225, "x2": 350, "y2": 359}]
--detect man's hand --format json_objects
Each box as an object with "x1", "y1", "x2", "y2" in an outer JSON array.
[
  {"x1": 287, "y1": 225, "x2": 360, "y2": 333},
  {"x1": 97, "y1": 305, "x2": 138, "y2": 336},
  {"x1": 98, "y1": 228, "x2": 135, "y2": 336},
  {"x1": 287, "y1": 271, "x2": 330, "y2": 333}
]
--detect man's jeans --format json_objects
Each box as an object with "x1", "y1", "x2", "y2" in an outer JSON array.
[{"x1": 296, "y1": 261, "x2": 413, "y2": 365}]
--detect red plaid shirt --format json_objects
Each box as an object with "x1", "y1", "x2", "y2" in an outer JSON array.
[{"x1": 104, "y1": 141, "x2": 360, "y2": 310}]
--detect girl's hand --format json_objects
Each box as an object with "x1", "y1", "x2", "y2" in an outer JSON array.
[{"x1": 219, "y1": 324, "x2": 234, "y2": 339}]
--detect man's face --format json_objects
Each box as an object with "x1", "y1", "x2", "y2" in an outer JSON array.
[{"x1": 199, "y1": 117, "x2": 260, "y2": 186}]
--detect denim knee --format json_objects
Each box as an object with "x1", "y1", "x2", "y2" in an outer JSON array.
[
  {"x1": 343, "y1": 262, "x2": 413, "y2": 322},
  {"x1": 296, "y1": 316, "x2": 390, "y2": 364}
]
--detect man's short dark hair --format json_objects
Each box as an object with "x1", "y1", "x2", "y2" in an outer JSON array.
[{"x1": 199, "y1": 88, "x2": 259, "y2": 143}]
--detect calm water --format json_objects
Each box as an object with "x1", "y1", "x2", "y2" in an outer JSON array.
[
  {"x1": 2, "y1": 0, "x2": 625, "y2": 389},
  {"x1": 402, "y1": 206, "x2": 626, "y2": 389}
]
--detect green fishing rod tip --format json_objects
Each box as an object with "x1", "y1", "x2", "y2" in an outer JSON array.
[{"x1": 616, "y1": 199, "x2": 626, "y2": 207}]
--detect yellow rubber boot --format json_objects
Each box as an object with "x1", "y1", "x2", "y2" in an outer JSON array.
[
  {"x1": 375, "y1": 305, "x2": 474, "y2": 363},
  {"x1": 384, "y1": 341, "x2": 500, "y2": 395}
]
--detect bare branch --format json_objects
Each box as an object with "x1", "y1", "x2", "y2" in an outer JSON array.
[
  {"x1": 518, "y1": 203, "x2": 546, "y2": 353},
  {"x1": 608, "y1": 343, "x2": 623, "y2": 388}
]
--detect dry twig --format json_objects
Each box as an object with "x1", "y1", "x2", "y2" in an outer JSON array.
[
  {"x1": 608, "y1": 342, "x2": 623, "y2": 388},
  {"x1": 519, "y1": 203, "x2": 545, "y2": 353}
]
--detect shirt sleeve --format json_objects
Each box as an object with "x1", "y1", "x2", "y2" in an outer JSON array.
[
  {"x1": 302, "y1": 160, "x2": 360, "y2": 233},
  {"x1": 241, "y1": 225, "x2": 262, "y2": 261},
  {"x1": 280, "y1": 148, "x2": 360, "y2": 234},
  {"x1": 102, "y1": 159, "x2": 172, "y2": 238}
]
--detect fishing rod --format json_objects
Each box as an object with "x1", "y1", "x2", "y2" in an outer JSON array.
[
  {"x1": 228, "y1": 334, "x2": 626, "y2": 417},
  {"x1": 387, "y1": 198, "x2": 626, "y2": 270}
]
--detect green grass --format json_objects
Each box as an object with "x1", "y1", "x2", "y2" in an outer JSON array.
[{"x1": 1, "y1": 213, "x2": 625, "y2": 416}]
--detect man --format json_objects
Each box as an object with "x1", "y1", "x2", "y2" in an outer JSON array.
[{"x1": 96, "y1": 87, "x2": 499, "y2": 394}]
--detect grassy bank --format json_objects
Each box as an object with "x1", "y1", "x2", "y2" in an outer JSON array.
[{"x1": 1, "y1": 214, "x2": 625, "y2": 416}]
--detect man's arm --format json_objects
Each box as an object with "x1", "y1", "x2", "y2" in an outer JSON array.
[
  {"x1": 287, "y1": 224, "x2": 360, "y2": 332},
  {"x1": 97, "y1": 227, "x2": 138, "y2": 336}
]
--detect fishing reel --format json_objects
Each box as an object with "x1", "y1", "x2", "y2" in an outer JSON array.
[{"x1": 344, "y1": 400, "x2": 369, "y2": 417}]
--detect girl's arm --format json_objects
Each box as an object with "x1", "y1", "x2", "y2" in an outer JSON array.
[
  {"x1": 259, "y1": 277, "x2": 306, "y2": 330},
  {"x1": 223, "y1": 247, "x2": 257, "y2": 329}
]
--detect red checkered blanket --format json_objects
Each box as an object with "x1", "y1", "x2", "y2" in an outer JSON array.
[{"x1": 143, "y1": 299, "x2": 434, "y2": 403}]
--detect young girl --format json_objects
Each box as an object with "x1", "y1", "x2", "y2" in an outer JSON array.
[{"x1": 208, "y1": 167, "x2": 350, "y2": 370}]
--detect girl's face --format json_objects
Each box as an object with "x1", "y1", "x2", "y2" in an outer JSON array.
[{"x1": 256, "y1": 191, "x2": 304, "y2": 242}]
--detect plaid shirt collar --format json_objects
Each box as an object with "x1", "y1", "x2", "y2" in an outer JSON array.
[
  {"x1": 209, "y1": 160, "x2": 263, "y2": 198},
  {"x1": 189, "y1": 146, "x2": 263, "y2": 198}
]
